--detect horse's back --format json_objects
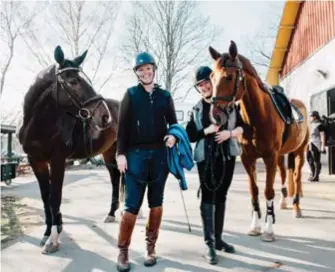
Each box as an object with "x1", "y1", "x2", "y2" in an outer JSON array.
[{"x1": 104, "y1": 98, "x2": 120, "y2": 122}]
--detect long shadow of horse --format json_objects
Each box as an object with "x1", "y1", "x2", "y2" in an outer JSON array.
[
  {"x1": 4, "y1": 201, "x2": 335, "y2": 272},
  {"x1": 160, "y1": 219, "x2": 335, "y2": 272},
  {"x1": 13, "y1": 208, "x2": 223, "y2": 272},
  {"x1": 1, "y1": 171, "x2": 106, "y2": 213}
]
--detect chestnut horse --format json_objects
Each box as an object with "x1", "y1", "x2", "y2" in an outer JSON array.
[{"x1": 208, "y1": 41, "x2": 309, "y2": 242}]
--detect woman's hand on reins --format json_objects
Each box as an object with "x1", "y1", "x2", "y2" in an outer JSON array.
[
  {"x1": 204, "y1": 124, "x2": 220, "y2": 135},
  {"x1": 117, "y1": 155, "x2": 127, "y2": 173},
  {"x1": 215, "y1": 130, "x2": 231, "y2": 144}
]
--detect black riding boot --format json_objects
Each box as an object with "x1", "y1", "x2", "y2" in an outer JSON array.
[
  {"x1": 215, "y1": 202, "x2": 235, "y2": 253},
  {"x1": 307, "y1": 155, "x2": 315, "y2": 181},
  {"x1": 311, "y1": 162, "x2": 321, "y2": 182},
  {"x1": 200, "y1": 203, "x2": 218, "y2": 265}
]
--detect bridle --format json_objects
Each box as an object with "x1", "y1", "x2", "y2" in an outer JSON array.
[
  {"x1": 55, "y1": 67, "x2": 112, "y2": 130},
  {"x1": 210, "y1": 56, "x2": 246, "y2": 110}
]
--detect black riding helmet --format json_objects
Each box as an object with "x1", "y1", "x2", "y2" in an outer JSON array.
[
  {"x1": 194, "y1": 66, "x2": 212, "y2": 92},
  {"x1": 133, "y1": 52, "x2": 157, "y2": 71}
]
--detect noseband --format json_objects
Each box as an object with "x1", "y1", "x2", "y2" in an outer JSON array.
[{"x1": 210, "y1": 58, "x2": 246, "y2": 109}]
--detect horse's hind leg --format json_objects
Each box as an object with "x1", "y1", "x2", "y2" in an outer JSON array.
[
  {"x1": 292, "y1": 150, "x2": 305, "y2": 218},
  {"x1": 241, "y1": 154, "x2": 261, "y2": 236},
  {"x1": 277, "y1": 155, "x2": 288, "y2": 209},
  {"x1": 28, "y1": 156, "x2": 52, "y2": 246},
  {"x1": 103, "y1": 142, "x2": 120, "y2": 223},
  {"x1": 287, "y1": 152, "x2": 295, "y2": 198}
]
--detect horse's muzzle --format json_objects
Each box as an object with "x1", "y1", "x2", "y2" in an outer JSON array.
[{"x1": 93, "y1": 100, "x2": 112, "y2": 131}]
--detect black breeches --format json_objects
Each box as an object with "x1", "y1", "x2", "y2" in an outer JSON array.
[
  {"x1": 197, "y1": 156, "x2": 236, "y2": 205},
  {"x1": 307, "y1": 143, "x2": 321, "y2": 166}
]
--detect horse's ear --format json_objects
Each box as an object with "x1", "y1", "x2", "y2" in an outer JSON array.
[
  {"x1": 229, "y1": 40, "x2": 238, "y2": 60},
  {"x1": 54, "y1": 45, "x2": 65, "y2": 65},
  {"x1": 74, "y1": 50, "x2": 88, "y2": 67},
  {"x1": 209, "y1": 46, "x2": 221, "y2": 61}
]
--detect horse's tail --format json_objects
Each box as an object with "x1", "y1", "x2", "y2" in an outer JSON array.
[{"x1": 287, "y1": 152, "x2": 295, "y2": 197}]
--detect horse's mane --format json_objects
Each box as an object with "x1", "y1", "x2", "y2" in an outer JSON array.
[{"x1": 23, "y1": 65, "x2": 56, "y2": 125}]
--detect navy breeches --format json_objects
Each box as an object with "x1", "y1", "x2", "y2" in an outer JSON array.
[{"x1": 124, "y1": 147, "x2": 169, "y2": 215}]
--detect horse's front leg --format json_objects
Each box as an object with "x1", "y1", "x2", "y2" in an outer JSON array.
[
  {"x1": 241, "y1": 154, "x2": 261, "y2": 236},
  {"x1": 262, "y1": 155, "x2": 278, "y2": 242},
  {"x1": 28, "y1": 157, "x2": 52, "y2": 246},
  {"x1": 42, "y1": 157, "x2": 65, "y2": 254}
]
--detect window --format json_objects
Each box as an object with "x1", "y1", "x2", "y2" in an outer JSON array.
[{"x1": 175, "y1": 110, "x2": 184, "y2": 121}]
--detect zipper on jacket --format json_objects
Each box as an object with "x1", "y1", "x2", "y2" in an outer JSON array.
[
  {"x1": 137, "y1": 120, "x2": 140, "y2": 137},
  {"x1": 149, "y1": 92, "x2": 154, "y2": 140}
]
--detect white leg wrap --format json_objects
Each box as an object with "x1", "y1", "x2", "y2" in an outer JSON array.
[
  {"x1": 264, "y1": 200, "x2": 274, "y2": 234},
  {"x1": 250, "y1": 211, "x2": 260, "y2": 230}
]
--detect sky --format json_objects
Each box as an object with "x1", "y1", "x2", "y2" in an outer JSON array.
[{"x1": 0, "y1": 0, "x2": 285, "y2": 124}]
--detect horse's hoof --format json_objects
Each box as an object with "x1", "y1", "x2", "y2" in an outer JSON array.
[
  {"x1": 104, "y1": 215, "x2": 116, "y2": 223},
  {"x1": 261, "y1": 232, "x2": 275, "y2": 242},
  {"x1": 40, "y1": 236, "x2": 49, "y2": 246},
  {"x1": 41, "y1": 242, "x2": 60, "y2": 254},
  {"x1": 248, "y1": 227, "x2": 261, "y2": 236},
  {"x1": 294, "y1": 209, "x2": 302, "y2": 218}
]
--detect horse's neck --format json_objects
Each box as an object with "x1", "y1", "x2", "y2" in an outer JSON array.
[
  {"x1": 26, "y1": 101, "x2": 60, "y2": 136},
  {"x1": 241, "y1": 79, "x2": 268, "y2": 127}
]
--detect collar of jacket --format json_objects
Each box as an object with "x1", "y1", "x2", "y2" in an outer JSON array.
[{"x1": 137, "y1": 83, "x2": 161, "y2": 93}]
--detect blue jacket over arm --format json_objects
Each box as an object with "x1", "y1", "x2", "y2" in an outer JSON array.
[{"x1": 167, "y1": 124, "x2": 194, "y2": 190}]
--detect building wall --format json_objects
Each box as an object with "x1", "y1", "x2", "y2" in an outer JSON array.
[
  {"x1": 280, "y1": 38, "x2": 335, "y2": 175},
  {"x1": 280, "y1": 37, "x2": 335, "y2": 112},
  {"x1": 281, "y1": 1, "x2": 335, "y2": 78}
]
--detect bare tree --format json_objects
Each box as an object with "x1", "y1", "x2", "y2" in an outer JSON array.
[
  {"x1": 0, "y1": 1, "x2": 41, "y2": 95},
  {"x1": 120, "y1": 1, "x2": 222, "y2": 95},
  {"x1": 23, "y1": 0, "x2": 121, "y2": 92},
  {"x1": 244, "y1": 2, "x2": 283, "y2": 79}
]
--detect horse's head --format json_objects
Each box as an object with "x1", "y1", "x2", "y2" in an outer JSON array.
[
  {"x1": 208, "y1": 41, "x2": 247, "y2": 125},
  {"x1": 52, "y1": 45, "x2": 112, "y2": 131}
]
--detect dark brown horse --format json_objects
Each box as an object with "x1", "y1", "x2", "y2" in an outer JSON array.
[
  {"x1": 208, "y1": 41, "x2": 309, "y2": 242},
  {"x1": 18, "y1": 46, "x2": 121, "y2": 254}
]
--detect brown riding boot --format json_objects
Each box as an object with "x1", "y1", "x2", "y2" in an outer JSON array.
[
  {"x1": 117, "y1": 211, "x2": 137, "y2": 272},
  {"x1": 144, "y1": 206, "x2": 163, "y2": 267}
]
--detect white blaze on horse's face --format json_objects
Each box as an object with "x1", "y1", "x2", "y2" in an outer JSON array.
[
  {"x1": 197, "y1": 80, "x2": 212, "y2": 99},
  {"x1": 136, "y1": 64, "x2": 155, "y2": 84},
  {"x1": 212, "y1": 66, "x2": 237, "y2": 108}
]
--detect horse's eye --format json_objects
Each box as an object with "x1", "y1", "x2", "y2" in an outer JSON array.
[{"x1": 226, "y1": 75, "x2": 233, "y2": 81}]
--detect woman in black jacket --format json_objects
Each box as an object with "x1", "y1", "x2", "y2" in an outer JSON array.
[
  {"x1": 186, "y1": 66, "x2": 244, "y2": 265},
  {"x1": 116, "y1": 52, "x2": 177, "y2": 272}
]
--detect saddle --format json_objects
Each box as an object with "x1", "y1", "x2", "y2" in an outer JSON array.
[{"x1": 265, "y1": 85, "x2": 304, "y2": 125}]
